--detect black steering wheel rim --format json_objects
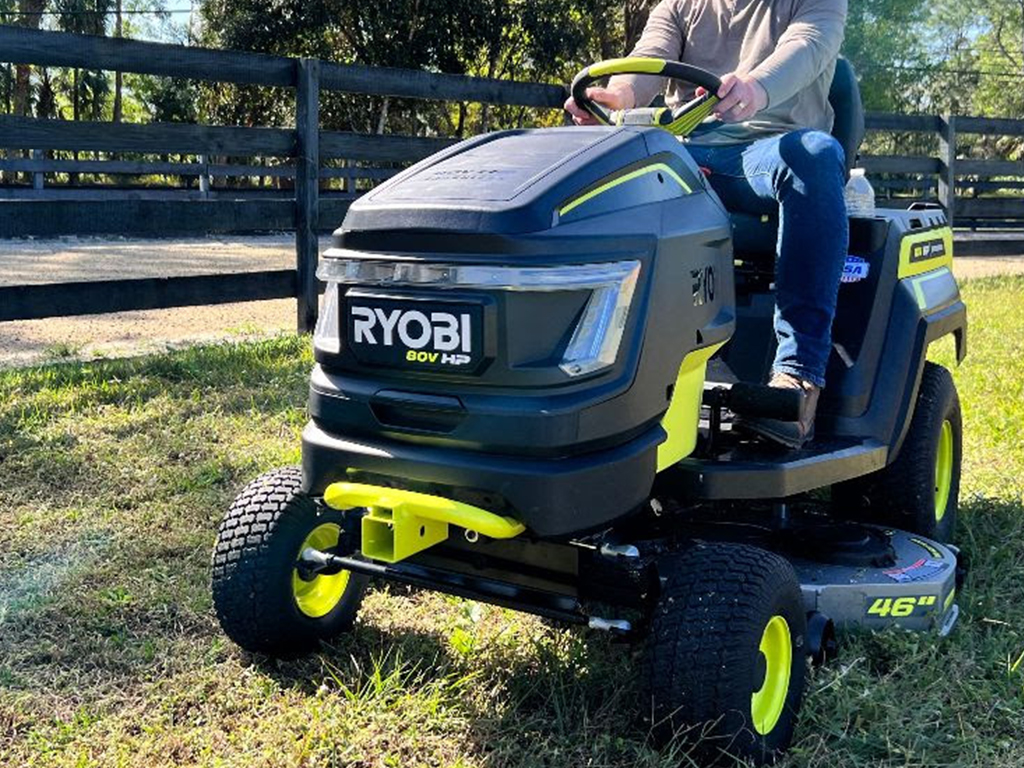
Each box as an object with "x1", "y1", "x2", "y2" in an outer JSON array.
[{"x1": 570, "y1": 58, "x2": 723, "y2": 136}]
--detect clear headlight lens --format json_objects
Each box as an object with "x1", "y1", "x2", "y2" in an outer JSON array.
[
  {"x1": 316, "y1": 253, "x2": 641, "y2": 377},
  {"x1": 558, "y1": 264, "x2": 641, "y2": 376},
  {"x1": 313, "y1": 282, "x2": 341, "y2": 354}
]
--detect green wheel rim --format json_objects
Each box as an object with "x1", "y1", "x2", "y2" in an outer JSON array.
[
  {"x1": 751, "y1": 614, "x2": 792, "y2": 736},
  {"x1": 934, "y1": 420, "x2": 954, "y2": 522},
  {"x1": 292, "y1": 523, "x2": 350, "y2": 618}
]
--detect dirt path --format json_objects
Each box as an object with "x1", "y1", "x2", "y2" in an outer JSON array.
[
  {"x1": 0, "y1": 235, "x2": 328, "y2": 367},
  {"x1": 0, "y1": 235, "x2": 1020, "y2": 368},
  {"x1": 953, "y1": 255, "x2": 1024, "y2": 279}
]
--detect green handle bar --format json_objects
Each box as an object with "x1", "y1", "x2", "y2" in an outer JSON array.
[{"x1": 570, "y1": 57, "x2": 723, "y2": 138}]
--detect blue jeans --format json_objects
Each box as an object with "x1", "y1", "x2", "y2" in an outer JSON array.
[{"x1": 687, "y1": 130, "x2": 848, "y2": 388}]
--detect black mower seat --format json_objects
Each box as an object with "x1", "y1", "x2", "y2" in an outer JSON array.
[{"x1": 728, "y1": 57, "x2": 865, "y2": 258}]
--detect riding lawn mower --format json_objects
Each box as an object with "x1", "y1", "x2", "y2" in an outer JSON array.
[{"x1": 211, "y1": 58, "x2": 966, "y2": 764}]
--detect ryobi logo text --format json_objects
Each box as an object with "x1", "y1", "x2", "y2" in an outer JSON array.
[{"x1": 350, "y1": 306, "x2": 473, "y2": 366}]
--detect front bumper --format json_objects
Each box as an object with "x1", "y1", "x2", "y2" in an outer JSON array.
[{"x1": 301, "y1": 419, "x2": 662, "y2": 538}]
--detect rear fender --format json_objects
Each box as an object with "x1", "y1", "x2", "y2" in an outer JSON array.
[{"x1": 889, "y1": 264, "x2": 966, "y2": 458}]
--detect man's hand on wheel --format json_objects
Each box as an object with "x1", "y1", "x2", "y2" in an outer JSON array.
[
  {"x1": 707, "y1": 72, "x2": 768, "y2": 123},
  {"x1": 564, "y1": 81, "x2": 636, "y2": 125}
]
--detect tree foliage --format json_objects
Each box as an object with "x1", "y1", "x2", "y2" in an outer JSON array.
[
  {"x1": 2, "y1": 0, "x2": 1024, "y2": 140},
  {"x1": 52, "y1": 0, "x2": 112, "y2": 120},
  {"x1": 195, "y1": 0, "x2": 612, "y2": 134},
  {"x1": 840, "y1": 0, "x2": 930, "y2": 113},
  {"x1": 971, "y1": 0, "x2": 1024, "y2": 144}
]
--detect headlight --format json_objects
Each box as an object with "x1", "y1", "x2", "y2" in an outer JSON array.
[
  {"x1": 557, "y1": 261, "x2": 641, "y2": 376},
  {"x1": 313, "y1": 282, "x2": 341, "y2": 354},
  {"x1": 317, "y1": 253, "x2": 641, "y2": 377}
]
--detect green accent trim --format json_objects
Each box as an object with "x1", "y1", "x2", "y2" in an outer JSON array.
[
  {"x1": 944, "y1": 587, "x2": 956, "y2": 612},
  {"x1": 912, "y1": 278, "x2": 927, "y2": 310},
  {"x1": 908, "y1": 266, "x2": 953, "y2": 310},
  {"x1": 324, "y1": 482, "x2": 525, "y2": 563},
  {"x1": 583, "y1": 102, "x2": 608, "y2": 124},
  {"x1": 751, "y1": 615, "x2": 793, "y2": 736},
  {"x1": 935, "y1": 419, "x2": 954, "y2": 522},
  {"x1": 657, "y1": 341, "x2": 727, "y2": 471},
  {"x1": 665, "y1": 95, "x2": 719, "y2": 137},
  {"x1": 589, "y1": 57, "x2": 666, "y2": 77},
  {"x1": 898, "y1": 227, "x2": 954, "y2": 278},
  {"x1": 559, "y1": 163, "x2": 692, "y2": 217},
  {"x1": 292, "y1": 523, "x2": 351, "y2": 618}
]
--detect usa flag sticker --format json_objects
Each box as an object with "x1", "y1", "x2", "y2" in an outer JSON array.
[{"x1": 842, "y1": 255, "x2": 870, "y2": 284}]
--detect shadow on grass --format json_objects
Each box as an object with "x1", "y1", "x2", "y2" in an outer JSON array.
[
  {"x1": 250, "y1": 493, "x2": 1024, "y2": 767},
  {"x1": 954, "y1": 494, "x2": 1024, "y2": 617},
  {"x1": 250, "y1": 584, "x2": 670, "y2": 767},
  {"x1": 0, "y1": 339, "x2": 316, "y2": 705}
]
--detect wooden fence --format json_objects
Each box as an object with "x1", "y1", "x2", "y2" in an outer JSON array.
[
  {"x1": 0, "y1": 27, "x2": 564, "y2": 330},
  {"x1": 1, "y1": 26, "x2": 1022, "y2": 331},
  {"x1": 860, "y1": 113, "x2": 1024, "y2": 241}
]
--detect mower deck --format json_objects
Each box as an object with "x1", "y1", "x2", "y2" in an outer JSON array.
[{"x1": 791, "y1": 526, "x2": 959, "y2": 636}]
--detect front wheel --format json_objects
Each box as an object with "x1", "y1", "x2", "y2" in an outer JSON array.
[
  {"x1": 211, "y1": 466, "x2": 368, "y2": 656},
  {"x1": 641, "y1": 543, "x2": 807, "y2": 766}
]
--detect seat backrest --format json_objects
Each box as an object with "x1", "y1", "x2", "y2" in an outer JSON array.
[{"x1": 828, "y1": 57, "x2": 865, "y2": 176}]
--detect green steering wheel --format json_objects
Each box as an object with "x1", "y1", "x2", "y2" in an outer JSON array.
[{"x1": 570, "y1": 58, "x2": 723, "y2": 138}]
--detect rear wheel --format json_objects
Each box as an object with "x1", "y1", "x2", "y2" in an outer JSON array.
[
  {"x1": 212, "y1": 466, "x2": 368, "y2": 655},
  {"x1": 641, "y1": 543, "x2": 807, "y2": 766},
  {"x1": 835, "y1": 362, "x2": 962, "y2": 542}
]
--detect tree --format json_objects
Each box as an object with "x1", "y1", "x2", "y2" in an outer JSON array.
[
  {"x1": 840, "y1": 0, "x2": 931, "y2": 113},
  {"x1": 131, "y1": 73, "x2": 199, "y2": 123},
  {"x1": 113, "y1": 0, "x2": 122, "y2": 121},
  {"x1": 971, "y1": 1, "x2": 1024, "y2": 118},
  {"x1": 960, "y1": 0, "x2": 1024, "y2": 156},
  {"x1": 0, "y1": 0, "x2": 16, "y2": 114},
  {"x1": 11, "y1": 0, "x2": 47, "y2": 116},
  {"x1": 52, "y1": 0, "x2": 113, "y2": 121},
  {"x1": 196, "y1": 0, "x2": 601, "y2": 135}
]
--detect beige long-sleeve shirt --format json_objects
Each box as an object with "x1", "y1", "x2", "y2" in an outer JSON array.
[{"x1": 614, "y1": 0, "x2": 848, "y2": 144}]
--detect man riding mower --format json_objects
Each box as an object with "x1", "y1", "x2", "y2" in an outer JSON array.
[{"x1": 210, "y1": 2, "x2": 966, "y2": 764}]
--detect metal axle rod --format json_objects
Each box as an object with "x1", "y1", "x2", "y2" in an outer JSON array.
[{"x1": 298, "y1": 548, "x2": 632, "y2": 633}]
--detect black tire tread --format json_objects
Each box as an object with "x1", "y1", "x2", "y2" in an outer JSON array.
[
  {"x1": 212, "y1": 466, "x2": 365, "y2": 655},
  {"x1": 642, "y1": 543, "x2": 806, "y2": 764}
]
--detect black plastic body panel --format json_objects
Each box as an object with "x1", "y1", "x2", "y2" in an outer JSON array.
[
  {"x1": 720, "y1": 210, "x2": 966, "y2": 450},
  {"x1": 301, "y1": 421, "x2": 659, "y2": 538},
  {"x1": 686, "y1": 209, "x2": 967, "y2": 499},
  {"x1": 665, "y1": 438, "x2": 887, "y2": 500},
  {"x1": 340, "y1": 127, "x2": 707, "y2": 235},
  {"x1": 304, "y1": 123, "x2": 967, "y2": 521},
  {"x1": 304, "y1": 126, "x2": 735, "y2": 535}
]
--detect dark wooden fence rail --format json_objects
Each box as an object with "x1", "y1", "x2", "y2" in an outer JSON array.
[
  {"x1": 0, "y1": 26, "x2": 563, "y2": 329},
  {"x1": 861, "y1": 113, "x2": 1024, "y2": 245},
  {"x1": 1, "y1": 26, "x2": 1022, "y2": 329}
]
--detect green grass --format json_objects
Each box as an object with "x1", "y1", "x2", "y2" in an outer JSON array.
[
  {"x1": 1, "y1": 277, "x2": 1023, "y2": 767},
  {"x1": 41, "y1": 340, "x2": 85, "y2": 361}
]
